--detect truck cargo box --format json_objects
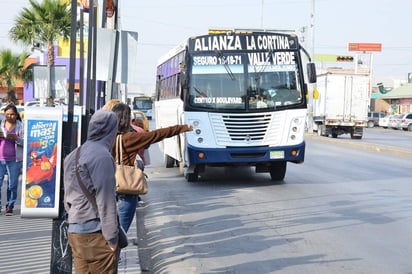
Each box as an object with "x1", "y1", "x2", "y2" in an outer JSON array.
[{"x1": 313, "y1": 72, "x2": 369, "y2": 139}]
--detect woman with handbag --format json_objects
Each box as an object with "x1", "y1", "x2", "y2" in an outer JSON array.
[{"x1": 111, "y1": 103, "x2": 193, "y2": 232}]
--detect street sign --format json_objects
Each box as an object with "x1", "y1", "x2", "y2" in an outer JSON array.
[{"x1": 348, "y1": 43, "x2": 382, "y2": 52}]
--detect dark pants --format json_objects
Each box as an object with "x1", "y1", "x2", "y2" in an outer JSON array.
[{"x1": 68, "y1": 231, "x2": 118, "y2": 274}]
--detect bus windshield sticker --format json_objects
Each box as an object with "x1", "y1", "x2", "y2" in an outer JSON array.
[
  {"x1": 193, "y1": 55, "x2": 242, "y2": 66},
  {"x1": 193, "y1": 97, "x2": 243, "y2": 105},
  {"x1": 248, "y1": 64, "x2": 296, "y2": 72},
  {"x1": 248, "y1": 51, "x2": 296, "y2": 66},
  {"x1": 191, "y1": 34, "x2": 296, "y2": 52}
]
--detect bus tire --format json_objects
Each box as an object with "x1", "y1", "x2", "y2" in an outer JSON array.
[
  {"x1": 185, "y1": 172, "x2": 198, "y2": 182},
  {"x1": 165, "y1": 155, "x2": 175, "y2": 168},
  {"x1": 269, "y1": 162, "x2": 286, "y2": 181}
]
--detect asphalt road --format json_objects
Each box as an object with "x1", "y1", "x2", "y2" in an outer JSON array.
[{"x1": 136, "y1": 127, "x2": 412, "y2": 274}]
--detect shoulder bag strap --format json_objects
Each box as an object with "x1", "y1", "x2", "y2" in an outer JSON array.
[
  {"x1": 115, "y1": 135, "x2": 124, "y2": 165},
  {"x1": 75, "y1": 146, "x2": 98, "y2": 216}
]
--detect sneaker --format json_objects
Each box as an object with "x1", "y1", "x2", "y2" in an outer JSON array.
[{"x1": 5, "y1": 207, "x2": 13, "y2": 216}]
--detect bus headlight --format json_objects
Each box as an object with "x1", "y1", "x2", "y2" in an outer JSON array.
[
  {"x1": 195, "y1": 129, "x2": 201, "y2": 135},
  {"x1": 293, "y1": 118, "x2": 302, "y2": 125},
  {"x1": 197, "y1": 137, "x2": 204, "y2": 143},
  {"x1": 193, "y1": 120, "x2": 200, "y2": 127},
  {"x1": 289, "y1": 117, "x2": 304, "y2": 141}
]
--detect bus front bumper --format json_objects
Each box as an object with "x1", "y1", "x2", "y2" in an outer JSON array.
[{"x1": 187, "y1": 142, "x2": 305, "y2": 166}]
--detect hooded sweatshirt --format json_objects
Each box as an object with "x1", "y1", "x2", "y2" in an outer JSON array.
[{"x1": 63, "y1": 109, "x2": 119, "y2": 248}]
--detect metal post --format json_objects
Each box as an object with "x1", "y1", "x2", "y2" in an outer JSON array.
[
  {"x1": 49, "y1": 0, "x2": 78, "y2": 272},
  {"x1": 85, "y1": 0, "x2": 94, "y2": 115},
  {"x1": 90, "y1": 4, "x2": 98, "y2": 113},
  {"x1": 80, "y1": 8, "x2": 85, "y2": 106}
]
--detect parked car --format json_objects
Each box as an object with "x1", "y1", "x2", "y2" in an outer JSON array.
[
  {"x1": 378, "y1": 115, "x2": 390, "y2": 128},
  {"x1": 389, "y1": 115, "x2": 402, "y2": 129},
  {"x1": 368, "y1": 111, "x2": 386, "y2": 127},
  {"x1": 398, "y1": 112, "x2": 412, "y2": 131}
]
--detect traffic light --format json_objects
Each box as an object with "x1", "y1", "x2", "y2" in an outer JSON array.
[{"x1": 336, "y1": 56, "x2": 354, "y2": 62}]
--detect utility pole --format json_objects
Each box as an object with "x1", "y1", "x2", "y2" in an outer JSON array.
[
  {"x1": 307, "y1": 0, "x2": 315, "y2": 134},
  {"x1": 260, "y1": 0, "x2": 264, "y2": 28}
]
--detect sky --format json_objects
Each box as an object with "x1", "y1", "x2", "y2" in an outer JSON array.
[{"x1": 1, "y1": 0, "x2": 412, "y2": 95}]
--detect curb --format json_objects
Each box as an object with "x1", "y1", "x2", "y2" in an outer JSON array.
[{"x1": 305, "y1": 133, "x2": 412, "y2": 158}]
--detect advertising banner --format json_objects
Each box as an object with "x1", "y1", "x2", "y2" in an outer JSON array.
[{"x1": 20, "y1": 107, "x2": 63, "y2": 218}]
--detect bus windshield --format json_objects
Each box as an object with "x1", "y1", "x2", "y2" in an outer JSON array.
[
  {"x1": 188, "y1": 52, "x2": 303, "y2": 111},
  {"x1": 132, "y1": 96, "x2": 153, "y2": 111}
]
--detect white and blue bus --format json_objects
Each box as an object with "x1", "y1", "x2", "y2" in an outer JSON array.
[
  {"x1": 132, "y1": 96, "x2": 153, "y2": 120},
  {"x1": 154, "y1": 29, "x2": 316, "y2": 181}
]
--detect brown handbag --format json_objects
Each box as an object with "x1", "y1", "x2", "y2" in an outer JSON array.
[{"x1": 115, "y1": 135, "x2": 148, "y2": 195}]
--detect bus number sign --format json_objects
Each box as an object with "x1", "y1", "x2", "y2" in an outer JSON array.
[{"x1": 193, "y1": 55, "x2": 242, "y2": 66}]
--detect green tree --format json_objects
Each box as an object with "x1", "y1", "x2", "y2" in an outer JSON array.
[
  {"x1": 0, "y1": 49, "x2": 31, "y2": 91},
  {"x1": 9, "y1": 0, "x2": 72, "y2": 66}
]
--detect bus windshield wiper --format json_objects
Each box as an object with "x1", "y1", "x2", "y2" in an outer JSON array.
[
  {"x1": 193, "y1": 87, "x2": 207, "y2": 97},
  {"x1": 215, "y1": 50, "x2": 236, "y2": 80},
  {"x1": 254, "y1": 49, "x2": 274, "y2": 84}
]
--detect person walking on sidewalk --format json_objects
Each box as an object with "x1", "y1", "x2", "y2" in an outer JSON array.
[
  {"x1": 63, "y1": 109, "x2": 120, "y2": 273},
  {"x1": 111, "y1": 103, "x2": 193, "y2": 233},
  {"x1": 0, "y1": 104, "x2": 24, "y2": 216}
]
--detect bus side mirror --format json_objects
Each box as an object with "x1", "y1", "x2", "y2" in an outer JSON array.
[{"x1": 307, "y1": 63, "x2": 317, "y2": 84}]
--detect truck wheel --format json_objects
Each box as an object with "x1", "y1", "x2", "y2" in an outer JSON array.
[
  {"x1": 332, "y1": 133, "x2": 338, "y2": 138},
  {"x1": 269, "y1": 162, "x2": 286, "y2": 181},
  {"x1": 367, "y1": 121, "x2": 374, "y2": 128},
  {"x1": 165, "y1": 155, "x2": 175, "y2": 168}
]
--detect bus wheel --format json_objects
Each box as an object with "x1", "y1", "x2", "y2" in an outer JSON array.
[
  {"x1": 165, "y1": 155, "x2": 175, "y2": 168},
  {"x1": 185, "y1": 171, "x2": 198, "y2": 182},
  {"x1": 269, "y1": 162, "x2": 286, "y2": 181}
]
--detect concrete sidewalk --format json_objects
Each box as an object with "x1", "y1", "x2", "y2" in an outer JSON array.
[{"x1": 0, "y1": 179, "x2": 142, "y2": 273}]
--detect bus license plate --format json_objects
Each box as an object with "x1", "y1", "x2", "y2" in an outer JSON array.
[{"x1": 270, "y1": 151, "x2": 284, "y2": 159}]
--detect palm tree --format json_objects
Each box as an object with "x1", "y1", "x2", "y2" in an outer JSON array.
[
  {"x1": 0, "y1": 49, "x2": 30, "y2": 104},
  {"x1": 9, "y1": 0, "x2": 72, "y2": 66}
]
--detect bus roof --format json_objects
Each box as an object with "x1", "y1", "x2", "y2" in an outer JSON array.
[{"x1": 207, "y1": 28, "x2": 297, "y2": 35}]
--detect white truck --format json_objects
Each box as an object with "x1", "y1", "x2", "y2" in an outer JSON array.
[{"x1": 313, "y1": 72, "x2": 370, "y2": 139}]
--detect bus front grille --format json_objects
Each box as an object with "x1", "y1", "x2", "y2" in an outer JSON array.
[{"x1": 209, "y1": 113, "x2": 282, "y2": 145}]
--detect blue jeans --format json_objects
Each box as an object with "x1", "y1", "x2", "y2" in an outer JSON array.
[
  {"x1": 117, "y1": 194, "x2": 138, "y2": 233},
  {"x1": 0, "y1": 160, "x2": 23, "y2": 209}
]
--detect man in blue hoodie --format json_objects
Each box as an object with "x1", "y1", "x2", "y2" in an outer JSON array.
[{"x1": 63, "y1": 109, "x2": 120, "y2": 273}]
